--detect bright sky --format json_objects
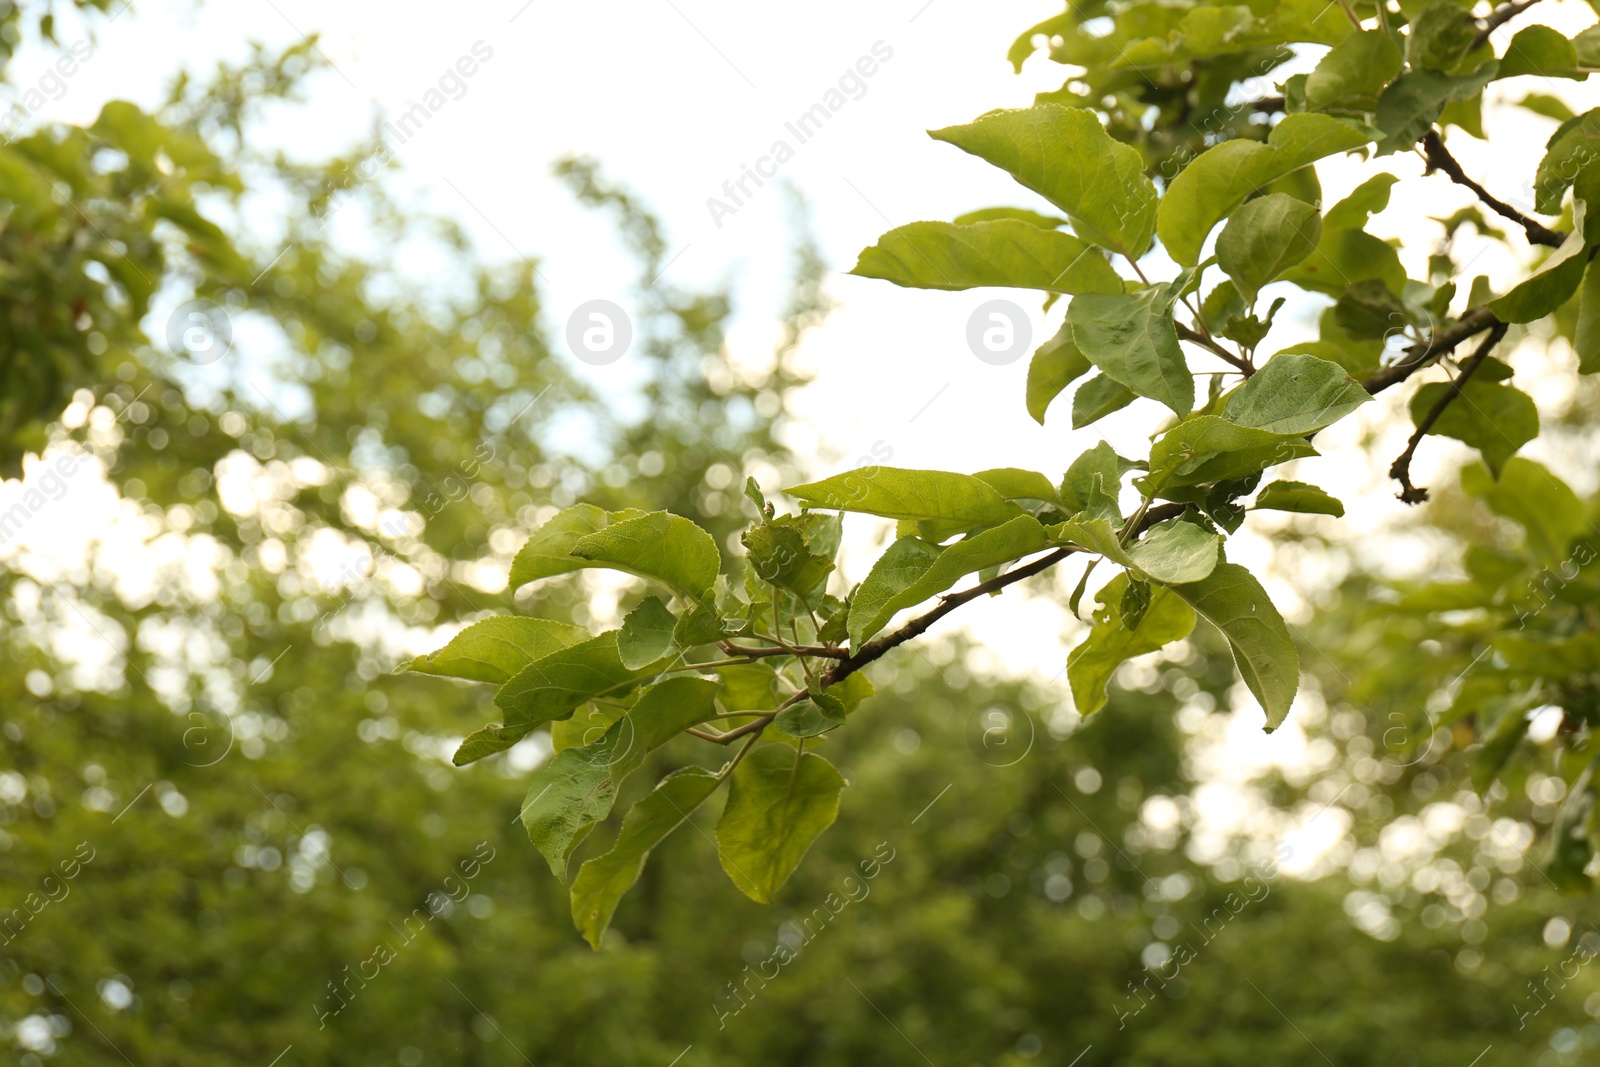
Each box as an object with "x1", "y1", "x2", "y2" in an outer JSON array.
[{"x1": 6, "y1": 0, "x2": 1598, "y2": 699}]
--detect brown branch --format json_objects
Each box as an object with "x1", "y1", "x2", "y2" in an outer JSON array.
[
  {"x1": 1421, "y1": 131, "x2": 1564, "y2": 248},
  {"x1": 1473, "y1": 0, "x2": 1543, "y2": 48},
  {"x1": 717, "y1": 640, "x2": 848, "y2": 660},
  {"x1": 1387, "y1": 322, "x2": 1510, "y2": 504},
  {"x1": 1362, "y1": 307, "x2": 1502, "y2": 395},
  {"x1": 816, "y1": 502, "x2": 1188, "y2": 691},
  {"x1": 1176, "y1": 322, "x2": 1255, "y2": 377}
]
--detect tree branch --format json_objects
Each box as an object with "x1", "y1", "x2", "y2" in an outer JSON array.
[
  {"x1": 1361, "y1": 307, "x2": 1502, "y2": 395},
  {"x1": 1421, "y1": 131, "x2": 1564, "y2": 248},
  {"x1": 1176, "y1": 322, "x2": 1255, "y2": 376},
  {"x1": 1473, "y1": 0, "x2": 1543, "y2": 48},
  {"x1": 817, "y1": 502, "x2": 1188, "y2": 690},
  {"x1": 1387, "y1": 322, "x2": 1509, "y2": 503}
]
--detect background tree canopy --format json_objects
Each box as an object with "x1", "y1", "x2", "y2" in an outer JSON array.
[{"x1": 5, "y1": 1, "x2": 1600, "y2": 1064}]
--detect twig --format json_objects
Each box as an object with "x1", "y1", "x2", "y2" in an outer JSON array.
[
  {"x1": 1362, "y1": 307, "x2": 1502, "y2": 394},
  {"x1": 1387, "y1": 323, "x2": 1509, "y2": 503},
  {"x1": 1421, "y1": 131, "x2": 1564, "y2": 248},
  {"x1": 717, "y1": 640, "x2": 848, "y2": 660},
  {"x1": 1473, "y1": 0, "x2": 1543, "y2": 47},
  {"x1": 1333, "y1": 0, "x2": 1364, "y2": 29},
  {"x1": 1176, "y1": 322, "x2": 1255, "y2": 376}
]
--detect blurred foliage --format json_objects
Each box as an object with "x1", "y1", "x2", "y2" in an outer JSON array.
[{"x1": 2, "y1": 5, "x2": 1600, "y2": 1067}]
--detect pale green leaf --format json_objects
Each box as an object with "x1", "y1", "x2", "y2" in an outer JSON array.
[
  {"x1": 1026, "y1": 320, "x2": 1092, "y2": 424},
  {"x1": 496, "y1": 632, "x2": 663, "y2": 728},
  {"x1": 1535, "y1": 108, "x2": 1600, "y2": 214},
  {"x1": 1158, "y1": 113, "x2": 1372, "y2": 265},
  {"x1": 1578, "y1": 258, "x2": 1600, "y2": 374},
  {"x1": 1216, "y1": 193, "x2": 1322, "y2": 305},
  {"x1": 571, "y1": 510, "x2": 721, "y2": 598},
  {"x1": 510, "y1": 504, "x2": 644, "y2": 590},
  {"x1": 1487, "y1": 205, "x2": 1589, "y2": 324},
  {"x1": 785, "y1": 468, "x2": 1024, "y2": 526},
  {"x1": 929, "y1": 104, "x2": 1159, "y2": 258},
  {"x1": 1143, "y1": 415, "x2": 1316, "y2": 494},
  {"x1": 1072, "y1": 373, "x2": 1137, "y2": 428},
  {"x1": 1170, "y1": 563, "x2": 1300, "y2": 729},
  {"x1": 570, "y1": 767, "x2": 721, "y2": 949},
  {"x1": 849, "y1": 220, "x2": 1123, "y2": 295},
  {"x1": 1221, "y1": 352, "x2": 1372, "y2": 433},
  {"x1": 716, "y1": 747, "x2": 846, "y2": 903},
  {"x1": 974, "y1": 468, "x2": 1061, "y2": 504},
  {"x1": 1068, "y1": 285, "x2": 1194, "y2": 417},
  {"x1": 1068, "y1": 573, "x2": 1197, "y2": 716},
  {"x1": 617, "y1": 597, "x2": 679, "y2": 670},
  {"x1": 775, "y1": 693, "x2": 849, "y2": 738},
  {"x1": 407, "y1": 617, "x2": 591, "y2": 684},
  {"x1": 1254, "y1": 479, "x2": 1346, "y2": 516},
  {"x1": 1305, "y1": 30, "x2": 1403, "y2": 110}
]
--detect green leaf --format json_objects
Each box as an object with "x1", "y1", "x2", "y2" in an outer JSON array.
[
  {"x1": 848, "y1": 516, "x2": 1048, "y2": 645},
  {"x1": 1578, "y1": 258, "x2": 1600, "y2": 374},
  {"x1": 1322, "y1": 173, "x2": 1400, "y2": 230},
  {"x1": 1281, "y1": 227, "x2": 1407, "y2": 300},
  {"x1": 1068, "y1": 573, "x2": 1196, "y2": 717},
  {"x1": 1333, "y1": 278, "x2": 1412, "y2": 339},
  {"x1": 717, "y1": 662, "x2": 783, "y2": 711},
  {"x1": 1305, "y1": 30, "x2": 1403, "y2": 111},
  {"x1": 975, "y1": 468, "x2": 1061, "y2": 505},
  {"x1": 509, "y1": 504, "x2": 644, "y2": 590},
  {"x1": 1498, "y1": 25, "x2": 1583, "y2": 80},
  {"x1": 1158, "y1": 114, "x2": 1372, "y2": 266},
  {"x1": 1406, "y1": 2, "x2": 1479, "y2": 72},
  {"x1": 1060, "y1": 441, "x2": 1130, "y2": 518},
  {"x1": 951, "y1": 206, "x2": 1068, "y2": 229},
  {"x1": 1462, "y1": 458, "x2": 1586, "y2": 561},
  {"x1": 1170, "y1": 563, "x2": 1300, "y2": 729},
  {"x1": 407, "y1": 617, "x2": 591, "y2": 684},
  {"x1": 1374, "y1": 64, "x2": 1498, "y2": 154},
  {"x1": 1026, "y1": 320, "x2": 1092, "y2": 424},
  {"x1": 521, "y1": 677, "x2": 720, "y2": 880},
  {"x1": 1051, "y1": 516, "x2": 1220, "y2": 585},
  {"x1": 496, "y1": 632, "x2": 664, "y2": 728},
  {"x1": 742, "y1": 519, "x2": 833, "y2": 598},
  {"x1": 929, "y1": 105, "x2": 1159, "y2": 258},
  {"x1": 1254, "y1": 480, "x2": 1346, "y2": 516},
  {"x1": 1068, "y1": 285, "x2": 1194, "y2": 417},
  {"x1": 1410, "y1": 378, "x2": 1538, "y2": 478},
  {"x1": 785, "y1": 468, "x2": 1023, "y2": 527},
  {"x1": 571, "y1": 510, "x2": 721, "y2": 598},
  {"x1": 716, "y1": 746, "x2": 846, "y2": 903},
  {"x1": 1216, "y1": 193, "x2": 1322, "y2": 305},
  {"x1": 1072, "y1": 373, "x2": 1137, "y2": 428},
  {"x1": 452, "y1": 723, "x2": 539, "y2": 767},
  {"x1": 1221, "y1": 352, "x2": 1373, "y2": 433},
  {"x1": 1535, "y1": 108, "x2": 1600, "y2": 214},
  {"x1": 1487, "y1": 207, "x2": 1589, "y2": 324},
  {"x1": 774, "y1": 693, "x2": 848, "y2": 738},
  {"x1": 1143, "y1": 416, "x2": 1317, "y2": 494},
  {"x1": 849, "y1": 219, "x2": 1123, "y2": 295},
  {"x1": 570, "y1": 767, "x2": 721, "y2": 949},
  {"x1": 617, "y1": 597, "x2": 679, "y2": 670}
]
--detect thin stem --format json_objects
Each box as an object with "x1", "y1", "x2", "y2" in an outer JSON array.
[
  {"x1": 1176, "y1": 322, "x2": 1255, "y2": 377},
  {"x1": 1362, "y1": 307, "x2": 1502, "y2": 394},
  {"x1": 719, "y1": 640, "x2": 848, "y2": 660},
  {"x1": 1421, "y1": 131, "x2": 1563, "y2": 248},
  {"x1": 1388, "y1": 323, "x2": 1509, "y2": 503},
  {"x1": 1334, "y1": 0, "x2": 1364, "y2": 30},
  {"x1": 719, "y1": 732, "x2": 762, "y2": 781}
]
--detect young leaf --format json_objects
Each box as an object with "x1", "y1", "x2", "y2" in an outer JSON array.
[
  {"x1": 775, "y1": 693, "x2": 849, "y2": 738},
  {"x1": 1221, "y1": 353, "x2": 1372, "y2": 434},
  {"x1": 1051, "y1": 516, "x2": 1219, "y2": 585},
  {"x1": 617, "y1": 597, "x2": 680, "y2": 670},
  {"x1": 1374, "y1": 64, "x2": 1498, "y2": 154},
  {"x1": 1068, "y1": 285, "x2": 1194, "y2": 417},
  {"x1": 1158, "y1": 114, "x2": 1371, "y2": 265},
  {"x1": 1535, "y1": 108, "x2": 1600, "y2": 214},
  {"x1": 848, "y1": 515, "x2": 1048, "y2": 645},
  {"x1": 452, "y1": 723, "x2": 538, "y2": 767},
  {"x1": 1026, "y1": 320, "x2": 1092, "y2": 424},
  {"x1": 849, "y1": 220, "x2": 1123, "y2": 295},
  {"x1": 1169, "y1": 563, "x2": 1300, "y2": 730},
  {"x1": 571, "y1": 510, "x2": 721, "y2": 598},
  {"x1": 1060, "y1": 441, "x2": 1137, "y2": 518},
  {"x1": 510, "y1": 504, "x2": 644, "y2": 590},
  {"x1": 1410, "y1": 379, "x2": 1539, "y2": 478},
  {"x1": 496, "y1": 632, "x2": 663, "y2": 728},
  {"x1": 570, "y1": 767, "x2": 722, "y2": 949},
  {"x1": 1143, "y1": 415, "x2": 1313, "y2": 492},
  {"x1": 1216, "y1": 193, "x2": 1322, "y2": 306},
  {"x1": 785, "y1": 468, "x2": 1024, "y2": 527},
  {"x1": 1254, "y1": 480, "x2": 1346, "y2": 516},
  {"x1": 951, "y1": 206, "x2": 1069, "y2": 228},
  {"x1": 929, "y1": 105, "x2": 1159, "y2": 258},
  {"x1": 1304, "y1": 30, "x2": 1403, "y2": 111},
  {"x1": 1487, "y1": 206, "x2": 1589, "y2": 324},
  {"x1": 521, "y1": 677, "x2": 720, "y2": 880},
  {"x1": 407, "y1": 617, "x2": 591, "y2": 684},
  {"x1": 974, "y1": 468, "x2": 1061, "y2": 504},
  {"x1": 1498, "y1": 25, "x2": 1583, "y2": 80},
  {"x1": 1068, "y1": 573, "x2": 1197, "y2": 717},
  {"x1": 1072, "y1": 373, "x2": 1137, "y2": 428},
  {"x1": 1578, "y1": 258, "x2": 1600, "y2": 374},
  {"x1": 716, "y1": 746, "x2": 846, "y2": 903}
]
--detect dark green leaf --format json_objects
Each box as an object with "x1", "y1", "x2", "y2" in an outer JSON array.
[
  {"x1": 1072, "y1": 373, "x2": 1137, "y2": 428},
  {"x1": 1374, "y1": 63, "x2": 1498, "y2": 154},
  {"x1": 1068, "y1": 285, "x2": 1194, "y2": 417},
  {"x1": 1217, "y1": 193, "x2": 1322, "y2": 305},
  {"x1": 1026, "y1": 320, "x2": 1092, "y2": 424},
  {"x1": 1170, "y1": 563, "x2": 1300, "y2": 730},
  {"x1": 775, "y1": 693, "x2": 848, "y2": 738}
]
